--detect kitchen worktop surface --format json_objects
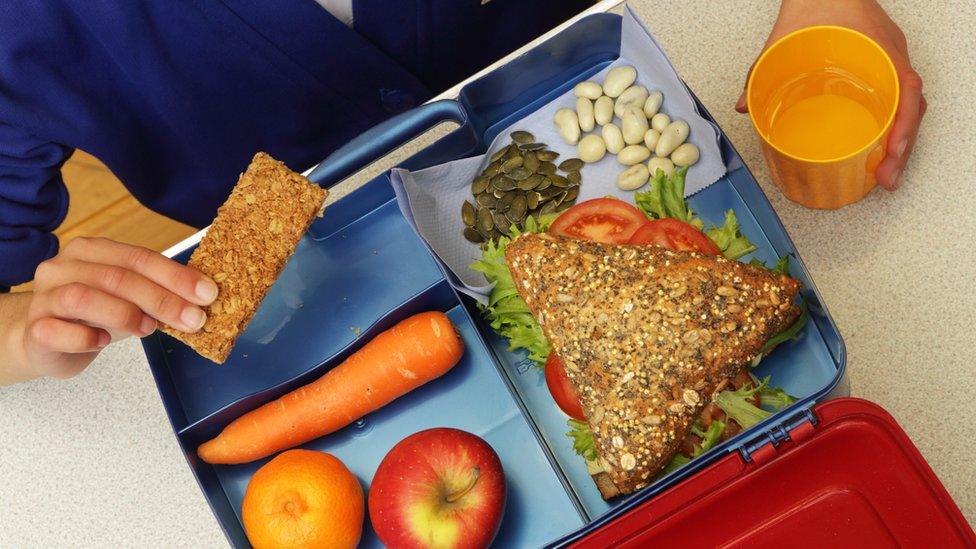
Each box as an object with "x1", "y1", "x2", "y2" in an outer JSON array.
[{"x1": 2, "y1": 1, "x2": 972, "y2": 546}]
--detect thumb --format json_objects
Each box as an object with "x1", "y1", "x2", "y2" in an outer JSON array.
[
  {"x1": 735, "y1": 90, "x2": 748, "y2": 113},
  {"x1": 876, "y1": 69, "x2": 925, "y2": 191}
]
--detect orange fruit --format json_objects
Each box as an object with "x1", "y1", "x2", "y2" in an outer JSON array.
[{"x1": 242, "y1": 449, "x2": 363, "y2": 549}]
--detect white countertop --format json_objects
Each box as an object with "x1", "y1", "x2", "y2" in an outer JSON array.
[{"x1": 2, "y1": 1, "x2": 973, "y2": 546}]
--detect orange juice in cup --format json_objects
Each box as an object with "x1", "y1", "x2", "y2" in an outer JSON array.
[{"x1": 747, "y1": 26, "x2": 899, "y2": 209}]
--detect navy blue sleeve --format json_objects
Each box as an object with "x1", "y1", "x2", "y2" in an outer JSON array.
[{"x1": 0, "y1": 120, "x2": 72, "y2": 289}]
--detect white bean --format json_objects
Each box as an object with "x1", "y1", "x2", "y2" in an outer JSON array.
[
  {"x1": 578, "y1": 134, "x2": 606, "y2": 163},
  {"x1": 643, "y1": 129, "x2": 660, "y2": 151},
  {"x1": 576, "y1": 97, "x2": 595, "y2": 133},
  {"x1": 617, "y1": 145, "x2": 651, "y2": 166},
  {"x1": 554, "y1": 108, "x2": 581, "y2": 145},
  {"x1": 621, "y1": 107, "x2": 649, "y2": 145},
  {"x1": 617, "y1": 164, "x2": 650, "y2": 191},
  {"x1": 594, "y1": 96, "x2": 614, "y2": 126},
  {"x1": 601, "y1": 123, "x2": 625, "y2": 154},
  {"x1": 614, "y1": 85, "x2": 649, "y2": 118},
  {"x1": 655, "y1": 119, "x2": 690, "y2": 157},
  {"x1": 647, "y1": 156, "x2": 675, "y2": 178},
  {"x1": 574, "y1": 81, "x2": 603, "y2": 100},
  {"x1": 602, "y1": 66, "x2": 637, "y2": 98},
  {"x1": 670, "y1": 143, "x2": 700, "y2": 167},
  {"x1": 643, "y1": 91, "x2": 663, "y2": 118},
  {"x1": 650, "y1": 113, "x2": 671, "y2": 132}
]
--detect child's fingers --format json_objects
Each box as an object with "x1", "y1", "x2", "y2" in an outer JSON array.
[
  {"x1": 26, "y1": 317, "x2": 109, "y2": 354},
  {"x1": 38, "y1": 283, "x2": 155, "y2": 337},
  {"x1": 60, "y1": 237, "x2": 218, "y2": 306},
  {"x1": 40, "y1": 259, "x2": 205, "y2": 333},
  {"x1": 876, "y1": 69, "x2": 925, "y2": 190}
]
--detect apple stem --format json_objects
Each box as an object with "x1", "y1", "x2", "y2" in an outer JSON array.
[{"x1": 445, "y1": 467, "x2": 480, "y2": 503}]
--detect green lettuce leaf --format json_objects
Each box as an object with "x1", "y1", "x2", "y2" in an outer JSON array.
[
  {"x1": 758, "y1": 300, "x2": 809, "y2": 354},
  {"x1": 661, "y1": 453, "x2": 691, "y2": 475},
  {"x1": 714, "y1": 375, "x2": 797, "y2": 429},
  {"x1": 470, "y1": 214, "x2": 558, "y2": 364},
  {"x1": 636, "y1": 167, "x2": 702, "y2": 227},
  {"x1": 759, "y1": 384, "x2": 797, "y2": 409},
  {"x1": 706, "y1": 210, "x2": 758, "y2": 260},
  {"x1": 566, "y1": 419, "x2": 599, "y2": 461},
  {"x1": 694, "y1": 420, "x2": 726, "y2": 456},
  {"x1": 750, "y1": 255, "x2": 791, "y2": 276}
]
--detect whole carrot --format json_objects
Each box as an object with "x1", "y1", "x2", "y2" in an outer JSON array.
[{"x1": 198, "y1": 311, "x2": 464, "y2": 464}]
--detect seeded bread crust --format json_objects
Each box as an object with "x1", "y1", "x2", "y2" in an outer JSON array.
[
  {"x1": 506, "y1": 233, "x2": 801, "y2": 498},
  {"x1": 160, "y1": 152, "x2": 328, "y2": 363}
]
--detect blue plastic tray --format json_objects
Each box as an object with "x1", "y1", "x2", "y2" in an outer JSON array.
[{"x1": 143, "y1": 12, "x2": 846, "y2": 548}]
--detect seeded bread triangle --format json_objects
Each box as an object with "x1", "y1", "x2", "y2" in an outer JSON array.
[{"x1": 505, "y1": 233, "x2": 801, "y2": 498}]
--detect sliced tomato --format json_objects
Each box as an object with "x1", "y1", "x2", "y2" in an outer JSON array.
[
  {"x1": 544, "y1": 353, "x2": 586, "y2": 420},
  {"x1": 627, "y1": 218, "x2": 721, "y2": 255},
  {"x1": 549, "y1": 198, "x2": 649, "y2": 244}
]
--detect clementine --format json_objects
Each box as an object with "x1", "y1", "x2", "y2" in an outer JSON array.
[{"x1": 242, "y1": 449, "x2": 363, "y2": 549}]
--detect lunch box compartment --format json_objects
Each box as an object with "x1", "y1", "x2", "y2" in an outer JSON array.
[{"x1": 144, "y1": 9, "x2": 848, "y2": 547}]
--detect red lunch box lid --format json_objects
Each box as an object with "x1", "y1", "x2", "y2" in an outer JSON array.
[{"x1": 573, "y1": 397, "x2": 975, "y2": 548}]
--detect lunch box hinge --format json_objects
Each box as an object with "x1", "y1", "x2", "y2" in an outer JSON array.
[{"x1": 740, "y1": 408, "x2": 819, "y2": 466}]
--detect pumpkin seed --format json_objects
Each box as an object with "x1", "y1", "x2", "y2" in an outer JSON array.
[
  {"x1": 501, "y1": 156, "x2": 523, "y2": 173},
  {"x1": 538, "y1": 161, "x2": 557, "y2": 175},
  {"x1": 559, "y1": 158, "x2": 584, "y2": 171},
  {"x1": 490, "y1": 145, "x2": 509, "y2": 162},
  {"x1": 476, "y1": 193, "x2": 496, "y2": 208},
  {"x1": 476, "y1": 206, "x2": 494, "y2": 233},
  {"x1": 550, "y1": 174, "x2": 571, "y2": 188},
  {"x1": 509, "y1": 194, "x2": 527, "y2": 220},
  {"x1": 492, "y1": 211, "x2": 511, "y2": 233},
  {"x1": 493, "y1": 176, "x2": 515, "y2": 191},
  {"x1": 503, "y1": 145, "x2": 520, "y2": 161},
  {"x1": 508, "y1": 166, "x2": 532, "y2": 181},
  {"x1": 527, "y1": 191, "x2": 541, "y2": 210},
  {"x1": 536, "y1": 176, "x2": 552, "y2": 190},
  {"x1": 520, "y1": 174, "x2": 544, "y2": 190},
  {"x1": 510, "y1": 130, "x2": 534, "y2": 144},
  {"x1": 461, "y1": 201, "x2": 476, "y2": 226},
  {"x1": 492, "y1": 188, "x2": 506, "y2": 199},
  {"x1": 566, "y1": 170, "x2": 582, "y2": 184},
  {"x1": 536, "y1": 150, "x2": 559, "y2": 161},
  {"x1": 542, "y1": 185, "x2": 563, "y2": 199},
  {"x1": 553, "y1": 190, "x2": 569, "y2": 206},
  {"x1": 483, "y1": 162, "x2": 501, "y2": 177},
  {"x1": 497, "y1": 192, "x2": 515, "y2": 212},
  {"x1": 520, "y1": 142, "x2": 546, "y2": 151},
  {"x1": 523, "y1": 152, "x2": 540, "y2": 172},
  {"x1": 471, "y1": 176, "x2": 489, "y2": 195},
  {"x1": 564, "y1": 185, "x2": 580, "y2": 202},
  {"x1": 538, "y1": 201, "x2": 558, "y2": 216},
  {"x1": 555, "y1": 200, "x2": 573, "y2": 212},
  {"x1": 463, "y1": 227, "x2": 484, "y2": 243}
]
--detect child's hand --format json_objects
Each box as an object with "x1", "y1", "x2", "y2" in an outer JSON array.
[
  {"x1": 15, "y1": 237, "x2": 217, "y2": 380},
  {"x1": 736, "y1": 0, "x2": 925, "y2": 190}
]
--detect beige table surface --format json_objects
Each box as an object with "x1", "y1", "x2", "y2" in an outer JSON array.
[{"x1": 2, "y1": 1, "x2": 973, "y2": 546}]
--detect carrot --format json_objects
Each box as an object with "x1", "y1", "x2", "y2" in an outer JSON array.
[{"x1": 198, "y1": 311, "x2": 464, "y2": 464}]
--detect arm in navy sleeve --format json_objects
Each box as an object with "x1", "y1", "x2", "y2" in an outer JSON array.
[{"x1": 0, "y1": 120, "x2": 72, "y2": 290}]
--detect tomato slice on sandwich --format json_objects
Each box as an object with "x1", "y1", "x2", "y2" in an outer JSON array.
[
  {"x1": 549, "y1": 198, "x2": 649, "y2": 244},
  {"x1": 628, "y1": 218, "x2": 721, "y2": 256}
]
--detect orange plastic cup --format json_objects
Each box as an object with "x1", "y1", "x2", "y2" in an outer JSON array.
[{"x1": 747, "y1": 26, "x2": 899, "y2": 209}]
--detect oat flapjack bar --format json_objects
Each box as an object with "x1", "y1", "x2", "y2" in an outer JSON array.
[{"x1": 160, "y1": 152, "x2": 328, "y2": 363}]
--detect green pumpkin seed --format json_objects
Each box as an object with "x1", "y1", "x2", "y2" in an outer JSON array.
[
  {"x1": 518, "y1": 174, "x2": 543, "y2": 191},
  {"x1": 476, "y1": 193, "x2": 496, "y2": 208},
  {"x1": 556, "y1": 200, "x2": 573, "y2": 212},
  {"x1": 550, "y1": 174, "x2": 571, "y2": 188},
  {"x1": 538, "y1": 201, "x2": 558, "y2": 216},
  {"x1": 477, "y1": 206, "x2": 494, "y2": 233},
  {"x1": 508, "y1": 194, "x2": 527, "y2": 220},
  {"x1": 493, "y1": 188, "x2": 506, "y2": 199},
  {"x1": 564, "y1": 185, "x2": 580, "y2": 203},
  {"x1": 520, "y1": 142, "x2": 546, "y2": 151},
  {"x1": 527, "y1": 191, "x2": 541, "y2": 210},
  {"x1": 523, "y1": 152, "x2": 540, "y2": 173},
  {"x1": 538, "y1": 162, "x2": 557, "y2": 175},
  {"x1": 463, "y1": 227, "x2": 484, "y2": 243},
  {"x1": 490, "y1": 146, "x2": 510, "y2": 163},
  {"x1": 510, "y1": 130, "x2": 535, "y2": 144},
  {"x1": 471, "y1": 176, "x2": 489, "y2": 195},
  {"x1": 461, "y1": 201, "x2": 476, "y2": 227},
  {"x1": 508, "y1": 166, "x2": 532, "y2": 181},
  {"x1": 483, "y1": 162, "x2": 501, "y2": 177},
  {"x1": 566, "y1": 170, "x2": 582, "y2": 184},
  {"x1": 501, "y1": 156, "x2": 524, "y2": 173},
  {"x1": 542, "y1": 186, "x2": 563, "y2": 199},
  {"x1": 536, "y1": 150, "x2": 559, "y2": 161},
  {"x1": 559, "y1": 158, "x2": 584, "y2": 172},
  {"x1": 503, "y1": 145, "x2": 520, "y2": 161},
  {"x1": 493, "y1": 176, "x2": 515, "y2": 191},
  {"x1": 537, "y1": 177, "x2": 553, "y2": 190},
  {"x1": 492, "y1": 211, "x2": 511, "y2": 233},
  {"x1": 497, "y1": 192, "x2": 515, "y2": 212}
]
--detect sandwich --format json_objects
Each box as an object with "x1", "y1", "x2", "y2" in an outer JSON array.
[{"x1": 505, "y1": 232, "x2": 801, "y2": 498}]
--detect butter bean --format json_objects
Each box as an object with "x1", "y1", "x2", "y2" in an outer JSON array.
[
  {"x1": 670, "y1": 142, "x2": 700, "y2": 167},
  {"x1": 594, "y1": 96, "x2": 614, "y2": 126},
  {"x1": 574, "y1": 81, "x2": 603, "y2": 100},
  {"x1": 647, "y1": 156, "x2": 675, "y2": 177},
  {"x1": 650, "y1": 112, "x2": 670, "y2": 132},
  {"x1": 617, "y1": 144, "x2": 651, "y2": 166},
  {"x1": 621, "y1": 107, "x2": 649, "y2": 145},
  {"x1": 643, "y1": 90, "x2": 663, "y2": 118},
  {"x1": 554, "y1": 108, "x2": 581, "y2": 145},
  {"x1": 617, "y1": 163, "x2": 650, "y2": 191},
  {"x1": 576, "y1": 97, "x2": 595, "y2": 132},
  {"x1": 644, "y1": 128, "x2": 660, "y2": 150},
  {"x1": 655, "y1": 119, "x2": 690, "y2": 157},
  {"x1": 578, "y1": 134, "x2": 606, "y2": 163},
  {"x1": 602, "y1": 123, "x2": 625, "y2": 154},
  {"x1": 614, "y1": 85, "x2": 649, "y2": 118},
  {"x1": 602, "y1": 66, "x2": 637, "y2": 98}
]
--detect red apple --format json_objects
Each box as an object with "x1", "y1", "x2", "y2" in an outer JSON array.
[{"x1": 369, "y1": 428, "x2": 506, "y2": 548}]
